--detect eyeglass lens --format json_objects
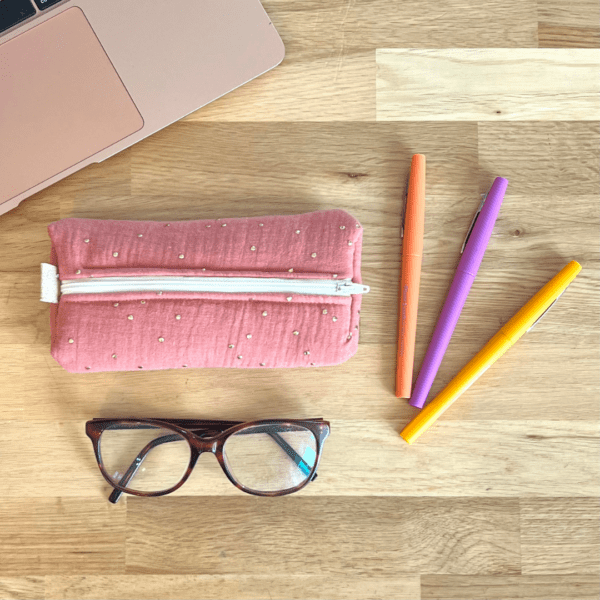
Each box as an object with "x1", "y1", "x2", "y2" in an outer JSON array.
[
  {"x1": 223, "y1": 424, "x2": 317, "y2": 493},
  {"x1": 100, "y1": 424, "x2": 191, "y2": 493}
]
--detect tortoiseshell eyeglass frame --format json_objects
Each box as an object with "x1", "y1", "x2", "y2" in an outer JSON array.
[{"x1": 86, "y1": 417, "x2": 330, "y2": 503}]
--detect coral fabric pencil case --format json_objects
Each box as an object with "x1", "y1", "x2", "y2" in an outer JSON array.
[{"x1": 42, "y1": 210, "x2": 369, "y2": 373}]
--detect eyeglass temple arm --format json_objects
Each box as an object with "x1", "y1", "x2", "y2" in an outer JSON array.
[{"x1": 107, "y1": 427, "x2": 317, "y2": 504}]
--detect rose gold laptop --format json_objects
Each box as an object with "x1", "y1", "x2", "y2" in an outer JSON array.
[{"x1": 0, "y1": 0, "x2": 284, "y2": 216}]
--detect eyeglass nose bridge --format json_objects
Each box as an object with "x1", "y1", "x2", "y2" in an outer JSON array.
[{"x1": 188, "y1": 430, "x2": 221, "y2": 454}]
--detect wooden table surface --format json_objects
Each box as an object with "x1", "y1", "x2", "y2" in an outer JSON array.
[{"x1": 1, "y1": 2, "x2": 599, "y2": 599}]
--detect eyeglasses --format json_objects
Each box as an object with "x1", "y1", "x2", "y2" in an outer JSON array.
[{"x1": 86, "y1": 418, "x2": 330, "y2": 503}]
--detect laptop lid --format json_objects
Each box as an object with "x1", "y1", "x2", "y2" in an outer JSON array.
[{"x1": 0, "y1": 0, "x2": 284, "y2": 215}]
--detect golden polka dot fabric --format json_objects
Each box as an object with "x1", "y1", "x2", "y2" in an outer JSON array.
[{"x1": 47, "y1": 210, "x2": 365, "y2": 373}]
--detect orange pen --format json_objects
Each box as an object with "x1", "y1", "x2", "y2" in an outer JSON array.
[{"x1": 396, "y1": 154, "x2": 426, "y2": 398}]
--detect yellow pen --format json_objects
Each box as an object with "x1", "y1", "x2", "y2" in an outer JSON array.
[{"x1": 401, "y1": 260, "x2": 582, "y2": 444}]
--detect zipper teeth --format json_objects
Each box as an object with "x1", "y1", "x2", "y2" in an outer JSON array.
[{"x1": 60, "y1": 276, "x2": 369, "y2": 297}]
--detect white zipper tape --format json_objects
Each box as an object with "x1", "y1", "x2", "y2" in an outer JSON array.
[{"x1": 40, "y1": 265, "x2": 370, "y2": 303}]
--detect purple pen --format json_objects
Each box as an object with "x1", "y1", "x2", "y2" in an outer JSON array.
[{"x1": 409, "y1": 176, "x2": 508, "y2": 409}]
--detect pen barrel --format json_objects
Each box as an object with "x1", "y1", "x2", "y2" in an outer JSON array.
[
  {"x1": 408, "y1": 177, "x2": 507, "y2": 408},
  {"x1": 396, "y1": 154, "x2": 425, "y2": 398},
  {"x1": 397, "y1": 253, "x2": 424, "y2": 397}
]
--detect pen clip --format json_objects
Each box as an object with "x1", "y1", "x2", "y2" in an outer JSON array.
[
  {"x1": 461, "y1": 192, "x2": 487, "y2": 254},
  {"x1": 400, "y1": 172, "x2": 410, "y2": 239},
  {"x1": 526, "y1": 289, "x2": 567, "y2": 332}
]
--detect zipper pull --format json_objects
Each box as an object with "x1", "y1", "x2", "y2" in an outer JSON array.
[{"x1": 338, "y1": 281, "x2": 370, "y2": 295}]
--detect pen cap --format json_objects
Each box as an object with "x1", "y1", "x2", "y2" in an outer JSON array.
[
  {"x1": 458, "y1": 177, "x2": 508, "y2": 276},
  {"x1": 403, "y1": 154, "x2": 426, "y2": 257},
  {"x1": 500, "y1": 260, "x2": 582, "y2": 342}
]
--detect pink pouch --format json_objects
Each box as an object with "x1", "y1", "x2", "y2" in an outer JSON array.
[{"x1": 43, "y1": 210, "x2": 369, "y2": 373}]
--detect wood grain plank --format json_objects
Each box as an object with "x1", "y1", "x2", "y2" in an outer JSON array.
[
  {"x1": 255, "y1": 0, "x2": 538, "y2": 50},
  {"x1": 421, "y1": 574, "x2": 600, "y2": 599},
  {"x1": 57, "y1": 152, "x2": 132, "y2": 220},
  {"x1": 0, "y1": 421, "x2": 100, "y2": 498},
  {"x1": 127, "y1": 122, "x2": 478, "y2": 209},
  {"x1": 377, "y1": 49, "x2": 600, "y2": 121},
  {"x1": 477, "y1": 122, "x2": 599, "y2": 195},
  {"x1": 0, "y1": 347, "x2": 63, "y2": 418},
  {"x1": 538, "y1": 0, "x2": 600, "y2": 48},
  {"x1": 0, "y1": 274, "x2": 50, "y2": 346},
  {"x1": 182, "y1": 0, "x2": 538, "y2": 123},
  {"x1": 1, "y1": 419, "x2": 597, "y2": 499},
  {"x1": 44, "y1": 574, "x2": 421, "y2": 600},
  {"x1": 125, "y1": 497, "x2": 520, "y2": 576},
  {"x1": 0, "y1": 420, "x2": 597, "y2": 499},
  {"x1": 321, "y1": 421, "x2": 600, "y2": 498},
  {"x1": 0, "y1": 578, "x2": 44, "y2": 600},
  {"x1": 538, "y1": 24, "x2": 600, "y2": 49},
  {"x1": 0, "y1": 499, "x2": 125, "y2": 576},
  {"x1": 520, "y1": 498, "x2": 600, "y2": 574},
  {"x1": 537, "y1": 0, "x2": 600, "y2": 31},
  {"x1": 184, "y1": 52, "x2": 375, "y2": 123}
]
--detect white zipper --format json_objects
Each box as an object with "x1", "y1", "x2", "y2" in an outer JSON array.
[
  {"x1": 62, "y1": 276, "x2": 370, "y2": 297},
  {"x1": 40, "y1": 264, "x2": 370, "y2": 302}
]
